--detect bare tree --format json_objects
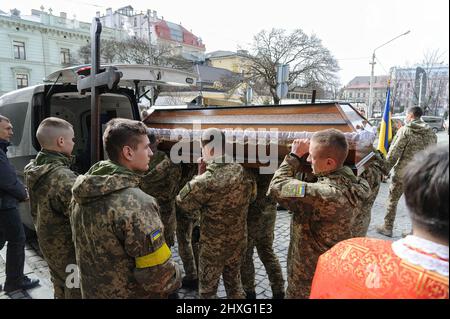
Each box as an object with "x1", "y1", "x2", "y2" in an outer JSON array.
[
  {"x1": 393, "y1": 49, "x2": 449, "y2": 115},
  {"x1": 77, "y1": 38, "x2": 195, "y2": 103},
  {"x1": 78, "y1": 39, "x2": 119, "y2": 64},
  {"x1": 419, "y1": 49, "x2": 448, "y2": 115},
  {"x1": 244, "y1": 28, "x2": 339, "y2": 104}
]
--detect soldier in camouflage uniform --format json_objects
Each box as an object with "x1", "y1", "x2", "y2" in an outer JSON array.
[
  {"x1": 70, "y1": 119, "x2": 181, "y2": 298},
  {"x1": 376, "y1": 107, "x2": 437, "y2": 237},
  {"x1": 241, "y1": 168, "x2": 285, "y2": 299},
  {"x1": 140, "y1": 130, "x2": 181, "y2": 247},
  {"x1": 24, "y1": 117, "x2": 81, "y2": 299},
  {"x1": 176, "y1": 128, "x2": 255, "y2": 299},
  {"x1": 352, "y1": 148, "x2": 389, "y2": 237},
  {"x1": 175, "y1": 163, "x2": 201, "y2": 289},
  {"x1": 268, "y1": 129, "x2": 370, "y2": 298}
]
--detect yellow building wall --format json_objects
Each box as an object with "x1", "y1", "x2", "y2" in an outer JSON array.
[{"x1": 209, "y1": 56, "x2": 251, "y2": 74}]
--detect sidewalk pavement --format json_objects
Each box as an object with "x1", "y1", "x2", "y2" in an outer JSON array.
[{"x1": 0, "y1": 177, "x2": 411, "y2": 299}]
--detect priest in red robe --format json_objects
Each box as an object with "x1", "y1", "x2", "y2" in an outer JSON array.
[{"x1": 310, "y1": 145, "x2": 449, "y2": 299}]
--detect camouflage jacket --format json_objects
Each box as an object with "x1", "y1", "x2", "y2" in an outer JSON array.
[
  {"x1": 387, "y1": 119, "x2": 437, "y2": 174},
  {"x1": 176, "y1": 156, "x2": 255, "y2": 262},
  {"x1": 268, "y1": 155, "x2": 370, "y2": 294},
  {"x1": 361, "y1": 148, "x2": 390, "y2": 190},
  {"x1": 70, "y1": 160, "x2": 181, "y2": 299},
  {"x1": 140, "y1": 150, "x2": 181, "y2": 208},
  {"x1": 24, "y1": 150, "x2": 77, "y2": 271}
]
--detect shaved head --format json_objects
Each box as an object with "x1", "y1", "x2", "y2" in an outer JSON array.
[
  {"x1": 36, "y1": 117, "x2": 73, "y2": 150},
  {"x1": 311, "y1": 129, "x2": 349, "y2": 166}
]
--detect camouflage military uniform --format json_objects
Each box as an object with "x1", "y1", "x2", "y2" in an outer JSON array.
[
  {"x1": 140, "y1": 150, "x2": 182, "y2": 247},
  {"x1": 352, "y1": 149, "x2": 389, "y2": 237},
  {"x1": 382, "y1": 119, "x2": 437, "y2": 231},
  {"x1": 70, "y1": 160, "x2": 181, "y2": 299},
  {"x1": 175, "y1": 163, "x2": 200, "y2": 282},
  {"x1": 176, "y1": 156, "x2": 255, "y2": 299},
  {"x1": 268, "y1": 155, "x2": 370, "y2": 299},
  {"x1": 241, "y1": 168, "x2": 285, "y2": 298},
  {"x1": 24, "y1": 150, "x2": 81, "y2": 299}
]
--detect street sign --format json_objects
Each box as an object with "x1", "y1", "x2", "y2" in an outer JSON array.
[
  {"x1": 246, "y1": 87, "x2": 253, "y2": 104},
  {"x1": 276, "y1": 83, "x2": 289, "y2": 99},
  {"x1": 277, "y1": 64, "x2": 289, "y2": 83},
  {"x1": 276, "y1": 64, "x2": 289, "y2": 100}
]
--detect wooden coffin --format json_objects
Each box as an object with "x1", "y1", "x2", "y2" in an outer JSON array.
[{"x1": 143, "y1": 102, "x2": 375, "y2": 175}]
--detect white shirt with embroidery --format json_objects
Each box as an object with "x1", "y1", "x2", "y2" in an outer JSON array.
[{"x1": 392, "y1": 235, "x2": 449, "y2": 277}]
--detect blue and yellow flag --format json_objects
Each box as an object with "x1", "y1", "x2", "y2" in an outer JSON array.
[{"x1": 377, "y1": 86, "x2": 393, "y2": 156}]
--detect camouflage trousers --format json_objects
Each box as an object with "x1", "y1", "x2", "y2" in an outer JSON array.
[
  {"x1": 285, "y1": 217, "x2": 320, "y2": 299},
  {"x1": 352, "y1": 182, "x2": 381, "y2": 237},
  {"x1": 199, "y1": 243, "x2": 246, "y2": 299},
  {"x1": 41, "y1": 248, "x2": 81, "y2": 299},
  {"x1": 48, "y1": 263, "x2": 82, "y2": 299},
  {"x1": 241, "y1": 203, "x2": 284, "y2": 296},
  {"x1": 176, "y1": 208, "x2": 199, "y2": 281},
  {"x1": 38, "y1": 236, "x2": 81, "y2": 299},
  {"x1": 160, "y1": 202, "x2": 177, "y2": 247},
  {"x1": 384, "y1": 173, "x2": 404, "y2": 230}
]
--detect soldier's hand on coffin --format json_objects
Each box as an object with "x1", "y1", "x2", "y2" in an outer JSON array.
[
  {"x1": 197, "y1": 157, "x2": 207, "y2": 175},
  {"x1": 291, "y1": 139, "x2": 310, "y2": 158}
]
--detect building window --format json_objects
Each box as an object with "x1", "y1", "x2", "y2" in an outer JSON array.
[
  {"x1": 13, "y1": 41, "x2": 26, "y2": 60},
  {"x1": 16, "y1": 74, "x2": 28, "y2": 89},
  {"x1": 61, "y1": 48, "x2": 70, "y2": 65}
]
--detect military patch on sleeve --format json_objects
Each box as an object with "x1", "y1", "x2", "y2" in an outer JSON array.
[
  {"x1": 150, "y1": 229, "x2": 162, "y2": 242},
  {"x1": 280, "y1": 183, "x2": 306, "y2": 198},
  {"x1": 179, "y1": 182, "x2": 192, "y2": 200}
]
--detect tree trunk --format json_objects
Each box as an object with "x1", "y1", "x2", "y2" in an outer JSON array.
[{"x1": 273, "y1": 94, "x2": 280, "y2": 105}]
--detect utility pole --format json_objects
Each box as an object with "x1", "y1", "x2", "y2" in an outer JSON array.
[
  {"x1": 368, "y1": 30, "x2": 410, "y2": 118},
  {"x1": 418, "y1": 72, "x2": 424, "y2": 107},
  {"x1": 368, "y1": 52, "x2": 376, "y2": 117},
  {"x1": 147, "y1": 9, "x2": 153, "y2": 65}
]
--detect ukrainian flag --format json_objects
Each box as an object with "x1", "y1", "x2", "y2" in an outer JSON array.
[{"x1": 377, "y1": 86, "x2": 392, "y2": 156}]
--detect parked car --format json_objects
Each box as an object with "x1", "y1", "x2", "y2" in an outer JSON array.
[{"x1": 421, "y1": 116, "x2": 445, "y2": 133}]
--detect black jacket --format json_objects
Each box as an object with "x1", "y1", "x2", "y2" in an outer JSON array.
[{"x1": 0, "y1": 139, "x2": 27, "y2": 210}]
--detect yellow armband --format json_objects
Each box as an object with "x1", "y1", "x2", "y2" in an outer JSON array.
[{"x1": 135, "y1": 243, "x2": 171, "y2": 269}]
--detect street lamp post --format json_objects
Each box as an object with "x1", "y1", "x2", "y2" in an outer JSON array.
[
  {"x1": 368, "y1": 30, "x2": 410, "y2": 118},
  {"x1": 418, "y1": 72, "x2": 424, "y2": 107}
]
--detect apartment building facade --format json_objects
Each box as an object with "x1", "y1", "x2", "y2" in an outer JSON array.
[
  {"x1": 98, "y1": 5, "x2": 205, "y2": 62},
  {"x1": 0, "y1": 7, "x2": 125, "y2": 96}
]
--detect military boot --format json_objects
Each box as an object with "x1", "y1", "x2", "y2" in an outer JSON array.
[
  {"x1": 272, "y1": 292, "x2": 285, "y2": 299},
  {"x1": 168, "y1": 292, "x2": 180, "y2": 299},
  {"x1": 376, "y1": 224, "x2": 393, "y2": 237},
  {"x1": 245, "y1": 290, "x2": 256, "y2": 299},
  {"x1": 181, "y1": 277, "x2": 199, "y2": 290}
]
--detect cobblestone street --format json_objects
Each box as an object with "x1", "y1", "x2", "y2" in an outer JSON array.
[{"x1": 1, "y1": 132, "x2": 448, "y2": 299}]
